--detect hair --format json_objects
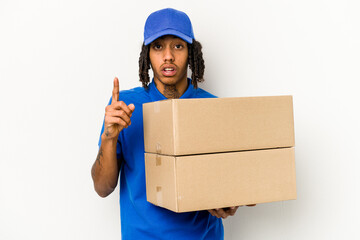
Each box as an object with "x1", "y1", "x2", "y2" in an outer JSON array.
[{"x1": 138, "y1": 39, "x2": 205, "y2": 89}]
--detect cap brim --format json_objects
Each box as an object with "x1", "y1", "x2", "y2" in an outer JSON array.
[{"x1": 144, "y1": 29, "x2": 193, "y2": 45}]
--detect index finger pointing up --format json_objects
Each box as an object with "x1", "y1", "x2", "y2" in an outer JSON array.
[{"x1": 111, "y1": 77, "x2": 119, "y2": 104}]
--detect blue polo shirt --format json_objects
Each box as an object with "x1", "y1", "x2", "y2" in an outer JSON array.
[{"x1": 98, "y1": 79, "x2": 224, "y2": 240}]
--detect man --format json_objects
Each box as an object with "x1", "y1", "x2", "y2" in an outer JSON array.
[{"x1": 91, "y1": 8, "x2": 250, "y2": 239}]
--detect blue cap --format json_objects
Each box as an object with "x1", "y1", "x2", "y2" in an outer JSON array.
[{"x1": 144, "y1": 8, "x2": 194, "y2": 45}]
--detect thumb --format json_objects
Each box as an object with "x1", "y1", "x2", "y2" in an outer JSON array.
[{"x1": 129, "y1": 104, "x2": 135, "y2": 112}]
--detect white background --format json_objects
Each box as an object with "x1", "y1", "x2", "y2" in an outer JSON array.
[{"x1": 1, "y1": 0, "x2": 359, "y2": 239}]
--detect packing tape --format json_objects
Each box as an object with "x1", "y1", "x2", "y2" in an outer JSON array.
[
  {"x1": 156, "y1": 186, "x2": 163, "y2": 206},
  {"x1": 154, "y1": 101, "x2": 160, "y2": 113},
  {"x1": 156, "y1": 143, "x2": 162, "y2": 154},
  {"x1": 156, "y1": 154, "x2": 161, "y2": 166}
]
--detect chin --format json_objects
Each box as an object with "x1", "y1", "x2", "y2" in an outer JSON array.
[{"x1": 158, "y1": 77, "x2": 180, "y2": 86}]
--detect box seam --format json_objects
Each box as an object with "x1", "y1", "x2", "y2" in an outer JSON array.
[
  {"x1": 174, "y1": 156, "x2": 179, "y2": 212},
  {"x1": 172, "y1": 100, "x2": 179, "y2": 155}
]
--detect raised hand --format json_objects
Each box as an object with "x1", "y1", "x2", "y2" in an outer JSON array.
[{"x1": 103, "y1": 77, "x2": 135, "y2": 139}]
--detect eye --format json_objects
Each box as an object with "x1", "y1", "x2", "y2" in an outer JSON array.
[
  {"x1": 174, "y1": 44, "x2": 184, "y2": 49},
  {"x1": 152, "y1": 43, "x2": 162, "y2": 50}
]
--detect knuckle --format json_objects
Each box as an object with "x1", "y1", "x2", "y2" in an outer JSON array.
[
  {"x1": 113, "y1": 102, "x2": 120, "y2": 108},
  {"x1": 120, "y1": 120, "x2": 128, "y2": 127},
  {"x1": 105, "y1": 111, "x2": 112, "y2": 118},
  {"x1": 120, "y1": 102, "x2": 130, "y2": 112}
]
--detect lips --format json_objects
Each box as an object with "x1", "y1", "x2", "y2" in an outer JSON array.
[{"x1": 161, "y1": 65, "x2": 177, "y2": 77}]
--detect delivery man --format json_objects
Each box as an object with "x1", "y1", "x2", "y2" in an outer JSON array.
[{"x1": 91, "y1": 8, "x2": 253, "y2": 239}]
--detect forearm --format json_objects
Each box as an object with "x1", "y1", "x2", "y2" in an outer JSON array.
[{"x1": 91, "y1": 134, "x2": 121, "y2": 197}]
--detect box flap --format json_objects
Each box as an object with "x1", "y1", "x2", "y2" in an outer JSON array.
[{"x1": 174, "y1": 96, "x2": 294, "y2": 155}]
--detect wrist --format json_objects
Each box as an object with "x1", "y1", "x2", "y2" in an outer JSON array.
[{"x1": 101, "y1": 133, "x2": 118, "y2": 144}]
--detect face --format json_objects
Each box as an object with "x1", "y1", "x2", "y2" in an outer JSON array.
[{"x1": 149, "y1": 35, "x2": 189, "y2": 92}]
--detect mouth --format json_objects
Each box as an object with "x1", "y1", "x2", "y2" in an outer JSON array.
[{"x1": 161, "y1": 65, "x2": 177, "y2": 77}]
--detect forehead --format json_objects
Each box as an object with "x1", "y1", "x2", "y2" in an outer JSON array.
[{"x1": 152, "y1": 35, "x2": 186, "y2": 43}]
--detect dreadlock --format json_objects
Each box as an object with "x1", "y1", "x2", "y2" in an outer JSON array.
[{"x1": 138, "y1": 39, "x2": 205, "y2": 89}]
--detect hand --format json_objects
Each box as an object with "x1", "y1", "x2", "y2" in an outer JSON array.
[
  {"x1": 103, "y1": 77, "x2": 135, "y2": 140},
  {"x1": 208, "y1": 204, "x2": 256, "y2": 219}
]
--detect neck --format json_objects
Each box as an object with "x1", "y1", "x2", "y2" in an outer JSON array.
[
  {"x1": 163, "y1": 84, "x2": 181, "y2": 99},
  {"x1": 154, "y1": 78, "x2": 188, "y2": 99}
]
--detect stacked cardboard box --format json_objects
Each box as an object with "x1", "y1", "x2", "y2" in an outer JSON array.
[{"x1": 143, "y1": 96, "x2": 296, "y2": 212}]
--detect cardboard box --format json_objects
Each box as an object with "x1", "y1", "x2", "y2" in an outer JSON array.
[
  {"x1": 143, "y1": 96, "x2": 294, "y2": 156},
  {"x1": 145, "y1": 147, "x2": 296, "y2": 213}
]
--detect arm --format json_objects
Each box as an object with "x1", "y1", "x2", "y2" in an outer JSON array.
[
  {"x1": 91, "y1": 136, "x2": 120, "y2": 198},
  {"x1": 91, "y1": 77, "x2": 135, "y2": 197}
]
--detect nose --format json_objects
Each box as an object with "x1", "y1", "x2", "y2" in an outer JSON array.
[{"x1": 163, "y1": 46, "x2": 174, "y2": 62}]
